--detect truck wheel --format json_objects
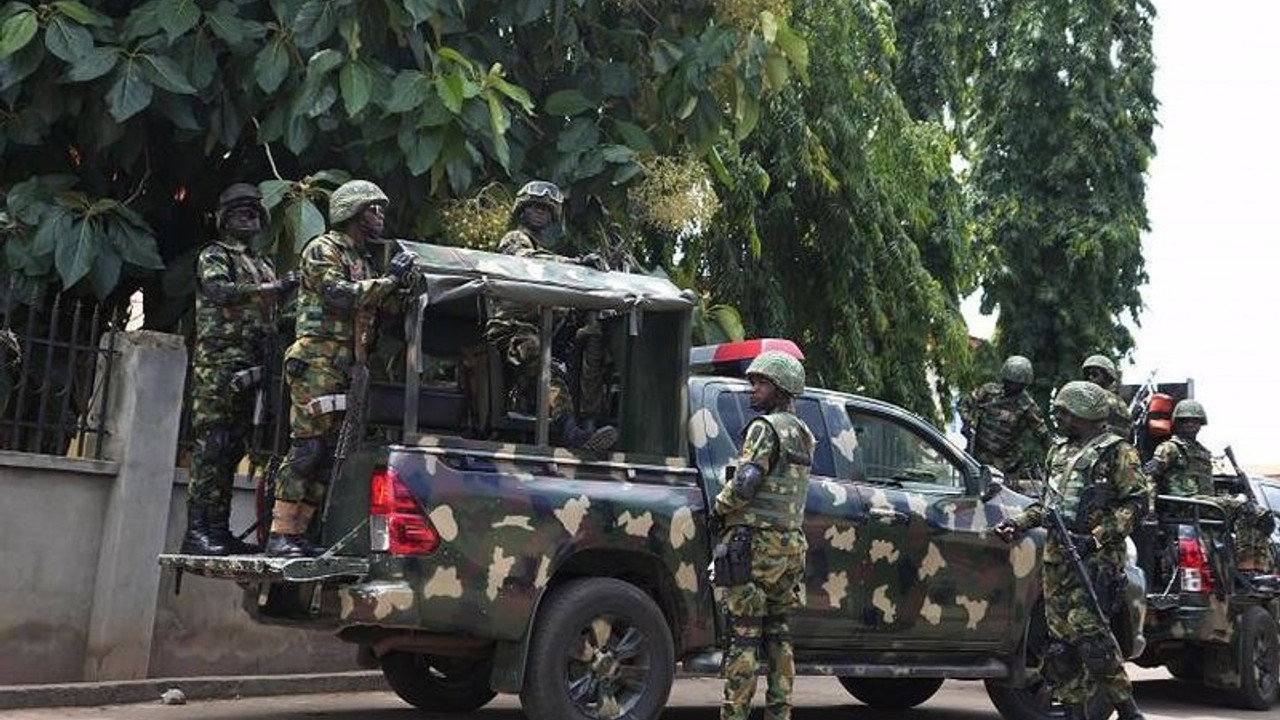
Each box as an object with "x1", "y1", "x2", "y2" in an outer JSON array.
[
  {"x1": 380, "y1": 651, "x2": 496, "y2": 712},
  {"x1": 1235, "y1": 606, "x2": 1280, "y2": 710},
  {"x1": 521, "y1": 578, "x2": 675, "y2": 720},
  {"x1": 986, "y1": 680, "x2": 1110, "y2": 720},
  {"x1": 838, "y1": 677, "x2": 943, "y2": 708},
  {"x1": 1165, "y1": 654, "x2": 1203, "y2": 682}
]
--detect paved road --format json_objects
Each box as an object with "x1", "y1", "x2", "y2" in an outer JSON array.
[{"x1": 1, "y1": 668, "x2": 1274, "y2": 720}]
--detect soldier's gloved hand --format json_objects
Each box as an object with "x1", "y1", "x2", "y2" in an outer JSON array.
[
  {"x1": 1070, "y1": 532, "x2": 1099, "y2": 557},
  {"x1": 993, "y1": 519, "x2": 1019, "y2": 543},
  {"x1": 275, "y1": 270, "x2": 301, "y2": 294},
  {"x1": 387, "y1": 250, "x2": 417, "y2": 288}
]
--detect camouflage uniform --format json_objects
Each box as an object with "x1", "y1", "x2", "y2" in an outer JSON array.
[
  {"x1": 959, "y1": 383, "x2": 1050, "y2": 483},
  {"x1": 1148, "y1": 435, "x2": 1275, "y2": 573},
  {"x1": 1006, "y1": 382, "x2": 1152, "y2": 715},
  {"x1": 268, "y1": 179, "x2": 413, "y2": 556},
  {"x1": 482, "y1": 180, "x2": 615, "y2": 450},
  {"x1": 1082, "y1": 355, "x2": 1130, "y2": 438},
  {"x1": 714, "y1": 352, "x2": 813, "y2": 720},
  {"x1": 184, "y1": 184, "x2": 295, "y2": 556}
]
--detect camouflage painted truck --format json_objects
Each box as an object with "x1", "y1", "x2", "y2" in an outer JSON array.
[{"x1": 161, "y1": 241, "x2": 1144, "y2": 720}]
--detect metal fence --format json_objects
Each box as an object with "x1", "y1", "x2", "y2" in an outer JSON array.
[{"x1": 0, "y1": 293, "x2": 121, "y2": 459}]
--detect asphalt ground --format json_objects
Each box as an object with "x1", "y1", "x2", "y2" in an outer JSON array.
[{"x1": 1, "y1": 667, "x2": 1277, "y2": 720}]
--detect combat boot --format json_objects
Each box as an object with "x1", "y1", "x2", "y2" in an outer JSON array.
[
  {"x1": 558, "y1": 415, "x2": 618, "y2": 452},
  {"x1": 181, "y1": 501, "x2": 231, "y2": 556},
  {"x1": 205, "y1": 502, "x2": 259, "y2": 555},
  {"x1": 265, "y1": 501, "x2": 325, "y2": 558},
  {"x1": 1114, "y1": 698, "x2": 1145, "y2": 720}
]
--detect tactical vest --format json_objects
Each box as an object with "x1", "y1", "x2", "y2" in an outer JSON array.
[
  {"x1": 972, "y1": 389, "x2": 1030, "y2": 459},
  {"x1": 294, "y1": 231, "x2": 378, "y2": 343},
  {"x1": 730, "y1": 412, "x2": 814, "y2": 532},
  {"x1": 1103, "y1": 389, "x2": 1130, "y2": 438},
  {"x1": 1162, "y1": 436, "x2": 1213, "y2": 497},
  {"x1": 1045, "y1": 432, "x2": 1123, "y2": 532},
  {"x1": 194, "y1": 241, "x2": 274, "y2": 363}
]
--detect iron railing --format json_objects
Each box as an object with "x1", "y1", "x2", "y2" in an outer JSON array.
[{"x1": 0, "y1": 293, "x2": 121, "y2": 459}]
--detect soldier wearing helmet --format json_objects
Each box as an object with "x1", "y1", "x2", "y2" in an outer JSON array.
[
  {"x1": 1081, "y1": 354, "x2": 1130, "y2": 438},
  {"x1": 996, "y1": 381, "x2": 1151, "y2": 720},
  {"x1": 958, "y1": 355, "x2": 1051, "y2": 488},
  {"x1": 484, "y1": 179, "x2": 616, "y2": 450},
  {"x1": 266, "y1": 179, "x2": 419, "y2": 557},
  {"x1": 712, "y1": 350, "x2": 814, "y2": 720},
  {"x1": 1145, "y1": 400, "x2": 1276, "y2": 578},
  {"x1": 183, "y1": 183, "x2": 299, "y2": 556}
]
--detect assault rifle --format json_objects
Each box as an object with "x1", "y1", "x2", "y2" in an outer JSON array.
[
  {"x1": 1126, "y1": 369, "x2": 1158, "y2": 443},
  {"x1": 1044, "y1": 507, "x2": 1123, "y2": 656},
  {"x1": 318, "y1": 310, "x2": 374, "y2": 549}
]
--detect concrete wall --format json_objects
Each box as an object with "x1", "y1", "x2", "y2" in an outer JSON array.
[{"x1": 0, "y1": 331, "x2": 356, "y2": 685}]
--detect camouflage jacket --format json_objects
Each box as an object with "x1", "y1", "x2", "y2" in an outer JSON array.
[
  {"x1": 1101, "y1": 387, "x2": 1130, "y2": 438},
  {"x1": 1149, "y1": 436, "x2": 1213, "y2": 498},
  {"x1": 715, "y1": 410, "x2": 815, "y2": 533},
  {"x1": 489, "y1": 227, "x2": 572, "y2": 331},
  {"x1": 1013, "y1": 431, "x2": 1151, "y2": 566},
  {"x1": 959, "y1": 382, "x2": 1050, "y2": 475},
  {"x1": 293, "y1": 230, "x2": 397, "y2": 357},
  {"x1": 194, "y1": 239, "x2": 277, "y2": 368}
]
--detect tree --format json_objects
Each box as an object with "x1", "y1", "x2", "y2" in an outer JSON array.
[
  {"x1": 968, "y1": 0, "x2": 1157, "y2": 396},
  {"x1": 696, "y1": 0, "x2": 974, "y2": 420},
  {"x1": 0, "y1": 0, "x2": 807, "y2": 328}
]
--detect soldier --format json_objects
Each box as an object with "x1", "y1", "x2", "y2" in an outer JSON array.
[
  {"x1": 959, "y1": 355, "x2": 1051, "y2": 490},
  {"x1": 183, "y1": 184, "x2": 298, "y2": 556},
  {"x1": 1081, "y1": 354, "x2": 1131, "y2": 439},
  {"x1": 712, "y1": 351, "x2": 813, "y2": 720},
  {"x1": 484, "y1": 179, "x2": 616, "y2": 451},
  {"x1": 266, "y1": 180, "x2": 418, "y2": 557},
  {"x1": 1145, "y1": 400, "x2": 1276, "y2": 579},
  {"x1": 995, "y1": 381, "x2": 1150, "y2": 720}
]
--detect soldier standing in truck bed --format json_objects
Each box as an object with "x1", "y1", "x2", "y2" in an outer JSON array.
[
  {"x1": 959, "y1": 355, "x2": 1051, "y2": 493},
  {"x1": 183, "y1": 183, "x2": 298, "y2": 556}
]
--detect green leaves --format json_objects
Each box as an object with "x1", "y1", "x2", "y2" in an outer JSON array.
[
  {"x1": 141, "y1": 53, "x2": 196, "y2": 93},
  {"x1": 339, "y1": 61, "x2": 371, "y2": 116},
  {"x1": 254, "y1": 37, "x2": 290, "y2": 92},
  {"x1": 544, "y1": 89, "x2": 593, "y2": 117},
  {"x1": 106, "y1": 58, "x2": 153, "y2": 121},
  {"x1": 65, "y1": 46, "x2": 117, "y2": 81},
  {"x1": 157, "y1": 0, "x2": 201, "y2": 41},
  {"x1": 44, "y1": 15, "x2": 93, "y2": 63},
  {"x1": 0, "y1": 5, "x2": 37, "y2": 59}
]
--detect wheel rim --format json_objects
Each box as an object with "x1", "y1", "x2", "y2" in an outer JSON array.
[
  {"x1": 1251, "y1": 626, "x2": 1279, "y2": 697},
  {"x1": 564, "y1": 614, "x2": 651, "y2": 719}
]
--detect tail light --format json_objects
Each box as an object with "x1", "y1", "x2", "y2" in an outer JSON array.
[
  {"x1": 370, "y1": 466, "x2": 440, "y2": 556},
  {"x1": 1177, "y1": 531, "x2": 1214, "y2": 594}
]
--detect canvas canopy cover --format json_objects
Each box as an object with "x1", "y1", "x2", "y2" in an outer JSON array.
[{"x1": 394, "y1": 240, "x2": 695, "y2": 313}]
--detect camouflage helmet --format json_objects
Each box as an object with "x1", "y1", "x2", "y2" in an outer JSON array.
[
  {"x1": 745, "y1": 351, "x2": 805, "y2": 397},
  {"x1": 1081, "y1": 354, "x2": 1119, "y2": 382},
  {"x1": 1052, "y1": 380, "x2": 1110, "y2": 421},
  {"x1": 329, "y1": 180, "x2": 389, "y2": 225},
  {"x1": 215, "y1": 183, "x2": 266, "y2": 228},
  {"x1": 513, "y1": 180, "x2": 564, "y2": 220},
  {"x1": 1172, "y1": 399, "x2": 1208, "y2": 425},
  {"x1": 1000, "y1": 355, "x2": 1034, "y2": 385}
]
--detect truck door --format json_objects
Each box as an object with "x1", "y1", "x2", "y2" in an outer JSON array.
[{"x1": 843, "y1": 407, "x2": 1014, "y2": 650}]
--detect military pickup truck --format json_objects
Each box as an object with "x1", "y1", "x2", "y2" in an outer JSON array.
[{"x1": 161, "y1": 241, "x2": 1143, "y2": 720}]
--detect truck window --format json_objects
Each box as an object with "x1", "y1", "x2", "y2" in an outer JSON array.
[
  {"x1": 715, "y1": 391, "x2": 836, "y2": 478},
  {"x1": 847, "y1": 411, "x2": 964, "y2": 489},
  {"x1": 1260, "y1": 483, "x2": 1280, "y2": 515}
]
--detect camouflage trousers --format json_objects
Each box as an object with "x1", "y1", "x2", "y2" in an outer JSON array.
[
  {"x1": 718, "y1": 529, "x2": 806, "y2": 720},
  {"x1": 1042, "y1": 558, "x2": 1132, "y2": 705},
  {"x1": 1229, "y1": 501, "x2": 1276, "y2": 572},
  {"x1": 486, "y1": 318, "x2": 606, "y2": 422},
  {"x1": 187, "y1": 359, "x2": 259, "y2": 508},
  {"x1": 274, "y1": 340, "x2": 348, "y2": 507}
]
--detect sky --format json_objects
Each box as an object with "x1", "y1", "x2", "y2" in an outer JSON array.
[{"x1": 964, "y1": 2, "x2": 1280, "y2": 470}]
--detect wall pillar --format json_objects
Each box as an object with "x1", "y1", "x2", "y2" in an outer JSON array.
[{"x1": 83, "y1": 331, "x2": 187, "y2": 681}]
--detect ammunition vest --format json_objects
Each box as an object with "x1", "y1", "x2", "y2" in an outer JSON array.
[
  {"x1": 971, "y1": 388, "x2": 1034, "y2": 462},
  {"x1": 1045, "y1": 432, "x2": 1123, "y2": 533},
  {"x1": 730, "y1": 412, "x2": 814, "y2": 532},
  {"x1": 1161, "y1": 436, "x2": 1213, "y2": 497},
  {"x1": 194, "y1": 240, "x2": 275, "y2": 364},
  {"x1": 294, "y1": 231, "x2": 378, "y2": 344}
]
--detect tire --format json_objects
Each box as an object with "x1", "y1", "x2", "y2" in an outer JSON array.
[
  {"x1": 521, "y1": 578, "x2": 675, "y2": 720},
  {"x1": 1235, "y1": 606, "x2": 1280, "y2": 710},
  {"x1": 838, "y1": 677, "x2": 943, "y2": 708},
  {"x1": 380, "y1": 651, "x2": 497, "y2": 712},
  {"x1": 986, "y1": 606, "x2": 1109, "y2": 720}
]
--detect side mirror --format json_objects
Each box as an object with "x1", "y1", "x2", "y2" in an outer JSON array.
[{"x1": 979, "y1": 465, "x2": 1005, "y2": 502}]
